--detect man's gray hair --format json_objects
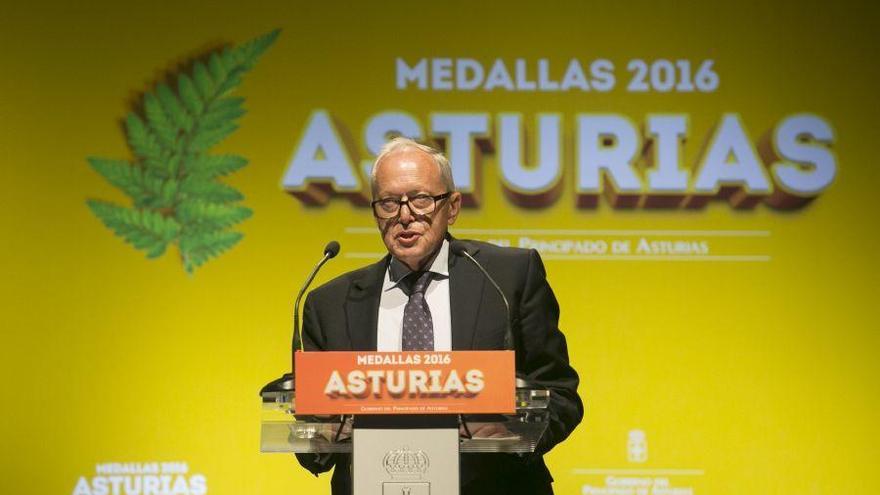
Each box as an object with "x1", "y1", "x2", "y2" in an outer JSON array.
[{"x1": 370, "y1": 137, "x2": 455, "y2": 197}]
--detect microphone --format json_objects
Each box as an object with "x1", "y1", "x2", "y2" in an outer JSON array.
[
  {"x1": 293, "y1": 241, "x2": 341, "y2": 359},
  {"x1": 450, "y1": 241, "x2": 514, "y2": 352},
  {"x1": 260, "y1": 241, "x2": 340, "y2": 394},
  {"x1": 324, "y1": 240, "x2": 341, "y2": 259},
  {"x1": 261, "y1": 241, "x2": 341, "y2": 395}
]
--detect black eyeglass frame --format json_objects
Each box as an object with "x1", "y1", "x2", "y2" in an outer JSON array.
[{"x1": 371, "y1": 192, "x2": 453, "y2": 219}]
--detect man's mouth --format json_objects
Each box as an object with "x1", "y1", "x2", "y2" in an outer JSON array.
[{"x1": 396, "y1": 230, "x2": 421, "y2": 245}]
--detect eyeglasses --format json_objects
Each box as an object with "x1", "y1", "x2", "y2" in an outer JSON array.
[{"x1": 371, "y1": 192, "x2": 452, "y2": 219}]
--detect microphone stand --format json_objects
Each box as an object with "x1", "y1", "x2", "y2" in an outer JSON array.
[
  {"x1": 450, "y1": 241, "x2": 534, "y2": 442},
  {"x1": 261, "y1": 241, "x2": 339, "y2": 395}
]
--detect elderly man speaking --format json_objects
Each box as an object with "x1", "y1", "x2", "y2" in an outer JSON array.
[{"x1": 295, "y1": 137, "x2": 583, "y2": 494}]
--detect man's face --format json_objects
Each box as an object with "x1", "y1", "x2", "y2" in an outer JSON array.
[{"x1": 373, "y1": 149, "x2": 461, "y2": 271}]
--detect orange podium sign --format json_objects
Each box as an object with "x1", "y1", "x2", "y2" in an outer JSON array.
[{"x1": 294, "y1": 351, "x2": 515, "y2": 415}]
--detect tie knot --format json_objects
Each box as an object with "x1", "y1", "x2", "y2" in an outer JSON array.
[{"x1": 407, "y1": 270, "x2": 433, "y2": 295}]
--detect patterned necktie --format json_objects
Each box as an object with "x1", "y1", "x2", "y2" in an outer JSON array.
[{"x1": 401, "y1": 270, "x2": 435, "y2": 351}]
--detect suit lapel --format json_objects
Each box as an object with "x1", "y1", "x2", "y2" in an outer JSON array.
[
  {"x1": 347, "y1": 240, "x2": 486, "y2": 351},
  {"x1": 449, "y1": 241, "x2": 485, "y2": 350},
  {"x1": 345, "y1": 256, "x2": 388, "y2": 351}
]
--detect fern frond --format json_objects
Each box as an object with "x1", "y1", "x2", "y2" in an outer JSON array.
[
  {"x1": 87, "y1": 158, "x2": 152, "y2": 202},
  {"x1": 156, "y1": 83, "x2": 192, "y2": 133},
  {"x1": 178, "y1": 74, "x2": 204, "y2": 115},
  {"x1": 215, "y1": 73, "x2": 243, "y2": 97},
  {"x1": 180, "y1": 176, "x2": 243, "y2": 203},
  {"x1": 158, "y1": 178, "x2": 179, "y2": 207},
  {"x1": 192, "y1": 61, "x2": 215, "y2": 99},
  {"x1": 200, "y1": 97, "x2": 245, "y2": 128},
  {"x1": 207, "y1": 52, "x2": 227, "y2": 85},
  {"x1": 187, "y1": 154, "x2": 248, "y2": 178},
  {"x1": 87, "y1": 29, "x2": 278, "y2": 273},
  {"x1": 87, "y1": 200, "x2": 180, "y2": 258},
  {"x1": 189, "y1": 122, "x2": 238, "y2": 152},
  {"x1": 125, "y1": 114, "x2": 162, "y2": 161},
  {"x1": 140, "y1": 152, "x2": 179, "y2": 178},
  {"x1": 180, "y1": 230, "x2": 243, "y2": 273},
  {"x1": 143, "y1": 93, "x2": 177, "y2": 148},
  {"x1": 235, "y1": 29, "x2": 280, "y2": 70},
  {"x1": 177, "y1": 200, "x2": 252, "y2": 230},
  {"x1": 136, "y1": 172, "x2": 167, "y2": 209},
  {"x1": 186, "y1": 87, "x2": 242, "y2": 153}
]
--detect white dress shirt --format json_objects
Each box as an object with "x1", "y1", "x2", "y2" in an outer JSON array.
[{"x1": 376, "y1": 239, "x2": 451, "y2": 351}]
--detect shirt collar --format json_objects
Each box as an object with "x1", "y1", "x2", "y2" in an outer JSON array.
[{"x1": 385, "y1": 239, "x2": 450, "y2": 291}]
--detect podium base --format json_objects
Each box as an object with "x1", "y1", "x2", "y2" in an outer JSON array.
[{"x1": 354, "y1": 427, "x2": 459, "y2": 495}]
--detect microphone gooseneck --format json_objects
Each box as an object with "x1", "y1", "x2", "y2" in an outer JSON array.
[
  {"x1": 450, "y1": 241, "x2": 514, "y2": 352},
  {"x1": 292, "y1": 241, "x2": 341, "y2": 375}
]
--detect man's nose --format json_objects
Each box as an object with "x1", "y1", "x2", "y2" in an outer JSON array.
[{"x1": 398, "y1": 202, "x2": 414, "y2": 224}]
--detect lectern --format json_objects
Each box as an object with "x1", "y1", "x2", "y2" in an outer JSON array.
[{"x1": 260, "y1": 350, "x2": 550, "y2": 494}]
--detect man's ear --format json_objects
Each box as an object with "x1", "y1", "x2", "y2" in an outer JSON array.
[{"x1": 447, "y1": 191, "x2": 462, "y2": 225}]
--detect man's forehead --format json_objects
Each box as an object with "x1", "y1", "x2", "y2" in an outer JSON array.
[
  {"x1": 376, "y1": 148, "x2": 433, "y2": 169},
  {"x1": 375, "y1": 149, "x2": 442, "y2": 185}
]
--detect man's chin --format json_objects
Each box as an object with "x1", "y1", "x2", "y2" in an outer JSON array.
[
  {"x1": 389, "y1": 244, "x2": 428, "y2": 269},
  {"x1": 392, "y1": 247, "x2": 423, "y2": 262}
]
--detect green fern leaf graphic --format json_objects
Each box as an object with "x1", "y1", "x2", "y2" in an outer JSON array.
[
  {"x1": 180, "y1": 230, "x2": 244, "y2": 273},
  {"x1": 88, "y1": 158, "x2": 151, "y2": 202},
  {"x1": 86, "y1": 29, "x2": 279, "y2": 273},
  {"x1": 180, "y1": 176, "x2": 244, "y2": 203},
  {"x1": 124, "y1": 114, "x2": 162, "y2": 165},
  {"x1": 188, "y1": 154, "x2": 248, "y2": 178},
  {"x1": 178, "y1": 74, "x2": 204, "y2": 115},
  {"x1": 156, "y1": 83, "x2": 192, "y2": 133},
  {"x1": 192, "y1": 61, "x2": 215, "y2": 98},
  {"x1": 201, "y1": 97, "x2": 246, "y2": 128},
  {"x1": 143, "y1": 93, "x2": 178, "y2": 150},
  {"x1": 87, "y1": 200, "x2": 181, "y2": 258},
  {"x1": 189, "y1": 122, "x2": 239, "y2": 152},
  {"x1": 177, "y1": 200, "x2": 252, "y2": 231}
]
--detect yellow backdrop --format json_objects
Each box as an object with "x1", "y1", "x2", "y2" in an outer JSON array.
[{"x1": 2, "y1": 1, "x2": 878, "y2": 494}]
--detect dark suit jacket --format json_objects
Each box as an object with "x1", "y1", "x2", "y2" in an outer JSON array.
[{"x1": 295, "y1": 239, "x2": 583, "y2": 495}]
